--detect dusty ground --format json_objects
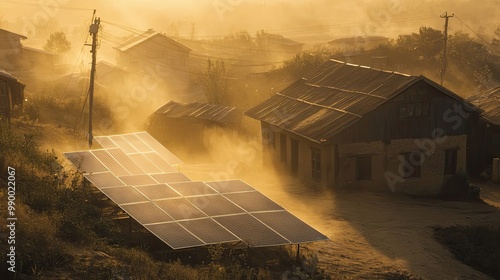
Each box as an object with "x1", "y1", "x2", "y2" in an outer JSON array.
[{"x1": 182, "y1": 162, "x2": 500, "y2": 280}]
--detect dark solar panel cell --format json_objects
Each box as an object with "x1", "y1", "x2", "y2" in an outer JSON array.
[
  {"x1": 129, "y1": 153, "x2": 162, "y2": 173},
  {"x1": 84, "y1": 172, "x2": 124, "y2": 189},
  {"x1": 154, "y1": 198, "x2": 207, "y2": 220},
  {"x1": 252, "y1": 211, "x2": 328, "y2": 244},
  {"x1": 134, "y1": 184, "x2": 181, "y2": 200},
  {"x1": 122, "y1": 133, "x2": 153, "y2": 153},
  {"x1": 109, "y1": 135, "x2": 138, "y2": 154},
  {"x1": 224, "y1": 191, "x2": 283, "y2": 212},
  {"x1": 65, "y1": 151, "x2": 108, "y2": 174},
  {"x1": 121, "y1": 202, "x2": 172, "y2": 225},
  {"x1": 100, "y1": 186, "x2": 149, "y2": 205},
  {"x1": 107, "y1": 148, "x2": 145, "y2": 175},
  {"x1": 179, "y1": 218, "x2": 239, "y2": 244},
  {"x1": 94, "y1": 136, "x2": 118, "y2": 149},
  {"x1": 91, "y1": 149, "x2": 129, "y2": 176},
  {"x1": 119, "y1": 174, "x2": 157, "y2": 186},
  {"x1": 143, "y1": 152, "x2": 177, "y2": 173},
  {"x1": 168, "y1": 181, "x2": 217, "y2": 197},
  {"x1": 145, "y1": 222, "x2": 204, "y2": 249},
  {"x1": 214, "y1": 214, "x2": 289, "y2": 247},
  {"x1": 206, "y1": 180, "x2": 255, "y2": 194},
  {"x1": 187, "y1": 195, "x2": 244, "y2": 216},
  {"x1": 151, "y1": 173, "x2": 191, "y2": 184}
]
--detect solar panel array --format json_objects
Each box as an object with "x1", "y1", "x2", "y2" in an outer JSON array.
[{"x1": 64, "y1": 132, "x2": 328, "y2": 249}]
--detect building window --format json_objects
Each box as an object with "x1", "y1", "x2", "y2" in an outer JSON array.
[
  {"x1": 400, "y1": 151, "x2": 422, "y2": 178},
  {"x1": 356, "y1": 156, "x2": 372, "y2": 181},
  {"x1": 444, "y1": 149, "x2": 458, "y2": 175},
  {"x1": 311, "y1": 148, "x2": 321, "y2": 181}
]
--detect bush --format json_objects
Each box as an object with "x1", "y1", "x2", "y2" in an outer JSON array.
[{"x1": 434, "y1": 222, "x2": 500, "y2": 279}]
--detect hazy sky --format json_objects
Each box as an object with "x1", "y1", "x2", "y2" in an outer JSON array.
[{"x1": 1, "y1": 0, "x2": 499, "y2": 44}]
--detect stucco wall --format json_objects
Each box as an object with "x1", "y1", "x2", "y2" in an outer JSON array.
[{"x1": 336, "y1": 135, "x2": 468, "y2": 195}]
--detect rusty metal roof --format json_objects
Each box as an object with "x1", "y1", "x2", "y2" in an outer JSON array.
[
  {"x1": 245, "y1": 59, "x2": 426, "y2": 143},
  {"x1": 154, "y1": 101, "x2": 241, "y2": 124},
  {"x1": 467, "y1": 86, "x2": 500, "y2": 126}
]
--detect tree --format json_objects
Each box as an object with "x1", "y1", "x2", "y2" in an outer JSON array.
[
  {"x1": 203, "y1": 58, "x2": 228, "y2": 105},
  {"x1": 43, "y1": 32, "x2": 71, "y2": 54}
]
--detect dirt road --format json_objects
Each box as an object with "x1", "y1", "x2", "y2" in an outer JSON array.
[{"x1": 182, "y1": 162, "x2": 500, "y2": 280}]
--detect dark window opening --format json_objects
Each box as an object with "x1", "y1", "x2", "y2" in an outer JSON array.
[
  {"x1": 311, "y1": 148, "x2": 321, "y2": 181},
  {"x1": 356, "y1": 156, "x2": 372, "y2": 181},
  {"x1": 401, "y1": 151, "x2": 422, "y2": 178},
  {"x1": 444, "y1": 149, "x2": 458, "y2": 175}
]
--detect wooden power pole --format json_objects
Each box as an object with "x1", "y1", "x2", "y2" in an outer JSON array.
[
  {"x1": 440, "y1": 11, "x2": 453, "y2": 86},
  {"x1": 88, "y1": 14, "x2": 100, "y2": 148}
]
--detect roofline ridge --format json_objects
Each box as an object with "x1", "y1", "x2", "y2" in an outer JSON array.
[{"x1": 328, "y1": 58, "x2": 413, "y2": 77}]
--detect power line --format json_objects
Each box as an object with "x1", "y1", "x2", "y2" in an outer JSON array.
[{"x1": 0, "y1": 0, "x2": 94, "y2": 11}]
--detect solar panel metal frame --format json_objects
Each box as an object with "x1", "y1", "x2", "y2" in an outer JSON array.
[{"x1": 65, "y1": 132, "x2": 328, "y2": 250}]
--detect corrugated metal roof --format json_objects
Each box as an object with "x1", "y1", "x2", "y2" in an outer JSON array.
[
  {"x1": 245, "y1": 59, "x2": 424, "y2": 143},
  {"x1": 467, "y1": 86, "x2": 500, "y2": 126},
  {"x1": 0, "y1": 68, "x2": 19, "y2": 81},
  {"x1": 154, "y1": 101, "x2": 241, "y2": 124},
  {"x1": 115, "y1": 29, "x2": 191, "y2": 53}
]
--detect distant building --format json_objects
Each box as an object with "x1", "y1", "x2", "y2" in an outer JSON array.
[
  {"x1": 148, "y1": 101, "x2": 241, "y2": 153},
  {"x1": 466, "y1": 86, "x2": 500, "y2": 175},
  {"x1": 246, "y1": 59, "x2": 479, "y2": 196},
  {"x1": 0, "y1": 68, "x2": 24, "y2": 123},
  {"x1": 95, "y1": 60, "x2": 127, "y2": 88},
  {"x1": 115, "y1": 29, "x2": 191, "y2": 90},
  {"x1": 0, "y1": 28, "x2": 58, "y2": 70},
  {"x1": 0, "y1": 28, "x2": 27, "y2": 69}
]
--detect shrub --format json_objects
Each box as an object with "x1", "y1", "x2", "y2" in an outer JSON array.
[{"x1": 434, "y1": 222, "x2": 500, "y2": 279}]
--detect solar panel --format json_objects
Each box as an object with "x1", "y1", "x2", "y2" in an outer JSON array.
[
  {"x1": 65, "y1": 131, "x2": 328, "y2": 250},
  {"x1": 206, "y1": 180, "x2": 255, "y2": 194},
  {"x1": 128, "y1": 153, "x2": 162, "y2": 174},
  {"x1": 179, "y1": 218, "x2": 239, "y2": 244},
  {"x1": 94, "y1": 136, "x2": 118, "y2": 149},
  {"x1": 106, "y1": 148, "x2": 145, "y2": 175},
  {"x1": 223, "y1": 191, "x2": 284, "y2": 212},
  {"x1": 214, "y1": 214, "x2": 289, "y2": 247},
  {"x1": 91, "y1": 150, "x2": 129, "y2": 176},
  {"x1": 120, "y1": 202, "x2": 173, "y2": 224},
  {"x1": 168, "y1": 181, "x2": 217, "y2": 197},
  {"x1": 100, "y1": 186, "x2": 149, "y2": 205},
  {"x1": 151, "y1": 173, "x2": 191, "y2": 184},
  {"x1": 122, "y1": 133, "x2": 153, "y2": 153},
  {"x1": 119, "y1": 174, "x2": 157, "y2": 186},
  {"x1": 154, "y1": 198, "x2": 207, "y2": 220},
  {"x1": 145, "y1": 222, "x2": 204, "y2": 249},
  {"x1": 251, "y1": 211, "x2": 328, "y2": 244},
  {"x1": 135, "y1": 131, "x2": 182, "y2": 164},
  {"x1": 109, "y1": 135, "x2": 138, "y2": 154},
  {"x1": 143, "y1": 152, "x2": 178, "y2": 173},
  {"x1": 65, "y1": 151, "x2": 108, "y2": 174},
  {"x1": 84, "y1": 172, "x2": 125, "y2": 189},
  {"x1": 134, "y1": 184, "x2": 181, "y2": 200},
  {"x1": 186, "y1": 195, "x2": 245, "y2": 216}
]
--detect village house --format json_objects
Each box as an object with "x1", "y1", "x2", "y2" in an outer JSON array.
[
  {"x1": 0, "y1": 28, "x2": 58, "y2": 71},
  {"x1": 148, "y1": 101, "x2": 241, "y2": 153},
  {"x1": 115, "y1": 29, "x2": 191, "y2": 91},
  {"x1": 245, "y1": 59, "x2": 479, "y2": 196},
  {"x1": 0, "y1": 68, "x2": 24, "y2": 123},
  {"x1": 466, "y1": 86, "x2": 500, "y2": 176}
]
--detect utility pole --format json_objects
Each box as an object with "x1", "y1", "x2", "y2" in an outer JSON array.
[
  {"x1": 440, "y1": 11, "x2": 454, "y2": 86},
  {"x1": 87, "y1": 13, "x2": 100, "y2": 148}
]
